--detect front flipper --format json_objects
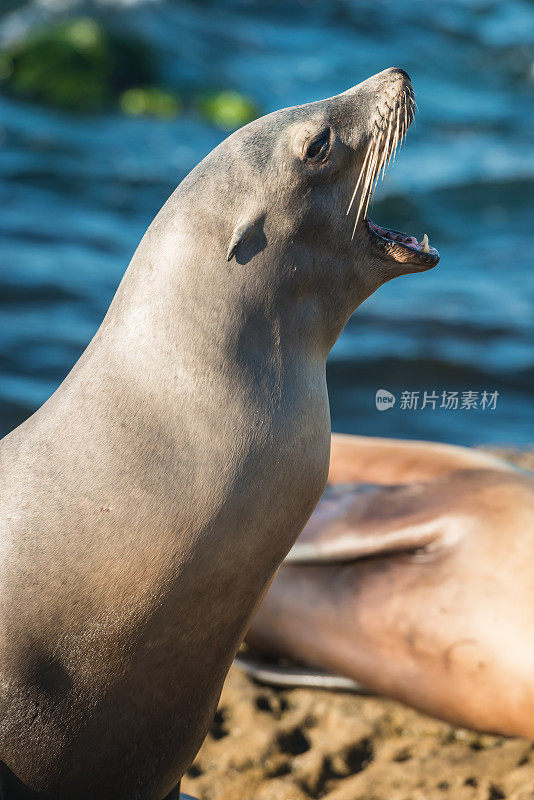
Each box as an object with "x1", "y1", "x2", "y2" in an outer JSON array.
[
  {"x1": 328, "y1": 433, "x2": 514, "y2": 484},
  {"x1": 285, "y1": 478, "x2": 466, "y2": 565},
  {"x1": 235, "y1": 654, "x2": 370, "y2": 693}
]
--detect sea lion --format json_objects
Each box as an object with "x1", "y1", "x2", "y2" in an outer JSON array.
[
  {"x1": 245, "y1": 434, "x2": 534, "y2": 739},
  {"x1": 0, "y1": 69, "x2": 438, "y2": 799}
]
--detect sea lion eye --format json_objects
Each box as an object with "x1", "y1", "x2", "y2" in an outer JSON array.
[{"x1": 304, "y1": 129, "x2": 330, "y2": 162}]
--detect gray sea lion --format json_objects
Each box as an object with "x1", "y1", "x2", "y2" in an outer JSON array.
[
  {"x1": 0, "y1": 69, "x2": 438, "y2": 799},
  {"x1": 245, "y1": 434, "x2": 534, "y2": 739}
]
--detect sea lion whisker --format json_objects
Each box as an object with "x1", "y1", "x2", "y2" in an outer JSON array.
[
  {"x1": 391, "y1": 102, "x2": 402, "y2": 165},
  {"x1": 381, "y1": 104, "x2": 396, "y2": 179},
  {"x1": 359, "y1": 130, "x2": 383, "y2": 229},
  {"x1": 351, "y1": 130, "x2": 377, "y2": 230},
  {"x1": 377, "y1": 113, "x2": 391, "y2": 182},
  {"x1": 352, "y1": 128, "x2": 382, "y2": 236},
  {"x1": 379, "y1": 108, "x2": 394, "y2": 181},
  {"x1": 361, "y1": 182, "x2": 374, "y2": 225},
  {"x1": 348, "y1": 154, "x2": 372, "y2": 223},
  {"x1": 347, "y1": 136, "x2": 375, "y2": 215},
  {"x1": 352, "y1": 172, "x2": 372, "y2": 237},
  {"x1": 356, "y1": 88, "x2": 413, "y2": 235},
  {"x1": 348, "y1": 77, "x2": 421, "y2": 248},
  {"x1": 352, "y1": 178, "x2": 369, "y2": 237},
  {"x1": 376, "y1": 140, "x2": 389, "y2": 184}
]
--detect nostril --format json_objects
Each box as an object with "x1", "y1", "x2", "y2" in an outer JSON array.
[{"x1": 387, "y1": 67, "x2": 411, "y2": 83}]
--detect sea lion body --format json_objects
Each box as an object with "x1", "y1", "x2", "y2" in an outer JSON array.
[
  {"x1": 0, "y1": 70, "x2": 437, "y2": 798},
  {"x1": 246, "y1": 434, "x2": 534, "y2": 738}
]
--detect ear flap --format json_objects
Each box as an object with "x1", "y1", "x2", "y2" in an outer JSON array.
[{"x1": 227, "y1": 218, "x2": 255, "y2": 262}]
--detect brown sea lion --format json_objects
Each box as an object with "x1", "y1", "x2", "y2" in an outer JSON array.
[
  {"x1": 245, "y1": 434, "x2": 534, "y2": 739},
  {"x1": 0, "y1": 70, "x2": 438, "y2": 799}
]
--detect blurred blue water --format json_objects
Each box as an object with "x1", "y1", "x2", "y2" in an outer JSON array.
[{"x1": 1, "y1": 0, "x2": 533, "y2": 445}]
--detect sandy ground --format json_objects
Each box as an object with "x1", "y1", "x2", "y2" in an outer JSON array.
[{"x1": 182, "y1": 449, "x2": 534, "y2": 800}]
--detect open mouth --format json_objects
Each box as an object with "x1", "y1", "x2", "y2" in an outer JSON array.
[
  {"x1": 348, "y1": 73, "x2": 440, "y2": 270},
  {"x1": 366, "y1": 219, "x2": 440, "y2": 269}
]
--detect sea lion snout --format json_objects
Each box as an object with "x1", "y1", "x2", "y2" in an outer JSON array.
[
  {"x1": 378, "y1": 66, "x2": 412, "y2": 88},
  {"x1": 368, "y1": 66, "x2": 413, "y2": 94},
  {"x1": 335, "y1": 68, "x2": 439, "y2": 273},
  {"x1": 376, "y1": 66, "x2": 414, "y2": 123},
  {"x1": 340, "y1": 66, "x2": 415, "y2": 145}
]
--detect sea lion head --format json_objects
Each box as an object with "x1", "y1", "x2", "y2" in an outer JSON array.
[{"x1": 167, "y1": 68, "x2": 439, "y2": 353}]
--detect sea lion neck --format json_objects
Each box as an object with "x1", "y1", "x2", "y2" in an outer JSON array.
[
  {"x1": 54, "y1": 195, "x2": 331, "y2": 532},
  {"x1": 96, "y1": 195, "x2": 327, "y2": 412}
]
